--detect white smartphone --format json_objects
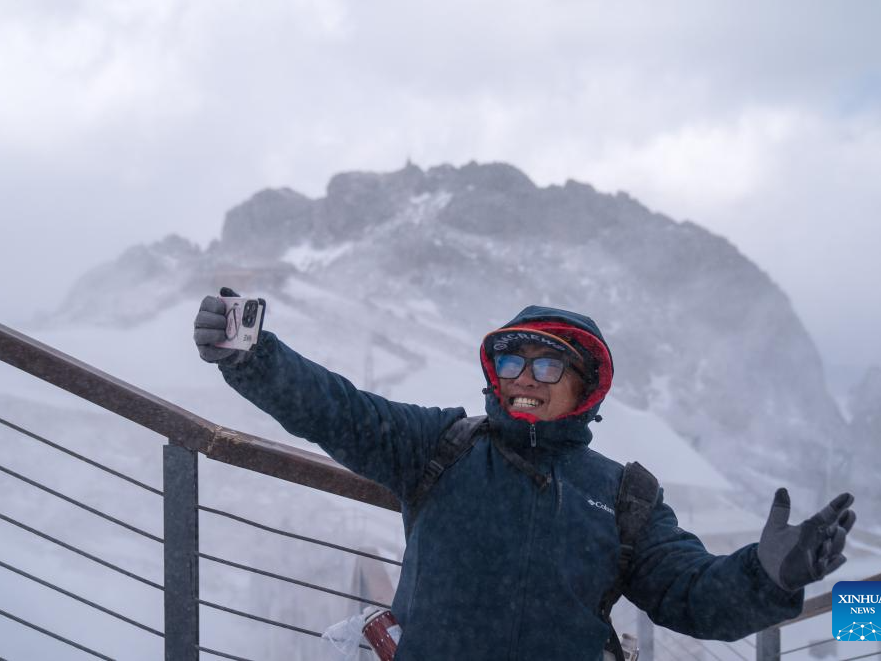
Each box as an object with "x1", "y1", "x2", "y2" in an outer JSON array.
[{"x1": 215, "y1": 297, "x2": 266, "y2": 351}]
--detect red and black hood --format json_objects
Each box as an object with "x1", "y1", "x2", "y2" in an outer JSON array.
[{"x1": 480, "y1": 306, "x2": 614, "y2": 440}]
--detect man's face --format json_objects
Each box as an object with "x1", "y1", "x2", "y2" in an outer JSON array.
[{"x1": 497, "y1": 344, "x2": 584, "y2": 421}]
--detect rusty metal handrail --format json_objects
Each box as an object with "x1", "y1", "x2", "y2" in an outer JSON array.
[{"x1": 0, "y1": 322, "x2": 399, "y2": 512}]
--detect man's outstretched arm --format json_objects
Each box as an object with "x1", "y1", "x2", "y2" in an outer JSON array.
[
  {"x1": 623, "y1": 488, "x2": 855, "y2": 641},
  {"x1": 623, "y1": 490, "x2": 800, "y2": 641},
  {"x1": 194, "y1": 293, "x2": 464, "y2": 500}
]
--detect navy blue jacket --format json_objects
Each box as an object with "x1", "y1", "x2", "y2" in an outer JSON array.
[{"x1": 220, "y1": 306, "x2": 803, "y2": 660}]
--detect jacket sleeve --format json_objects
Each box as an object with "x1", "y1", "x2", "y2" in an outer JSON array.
[
  {"x1": 622, "y1": 489, "x2": 804, "y2": 641},
  {"x1": 218, "y1": 331, "x2": 466, "y2": 501}
]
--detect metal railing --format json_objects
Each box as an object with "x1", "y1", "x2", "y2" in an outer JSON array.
[
  {"x1": 1, "y1": 320, "x2": 878, "y2": 660},
  {"x1": 0, "y1": 415, "x2": 394, "y2": 659},
  {"x1": 0, "y1": 322, "x2": 401, "y2": 659}
]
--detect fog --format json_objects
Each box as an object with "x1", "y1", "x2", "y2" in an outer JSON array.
[{"x1": 0, "y1": 1, "x2": 879, "y2": 390}]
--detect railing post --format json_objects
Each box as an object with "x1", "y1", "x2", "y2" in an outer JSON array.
[
  {"x1": 756, "y1": 626, "x2": 780, "y2": 661},
  {"x1": 636, "y1": 609, "x2": 654, "y2": 661},
  {"x1": 164, "y1": 442, "x2": 199, "y2": 661}
]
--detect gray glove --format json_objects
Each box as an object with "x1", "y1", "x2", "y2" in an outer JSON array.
[
  {"x1": 758, "y1": 488, "x2": 856, "y2": 591},
  {"x1": 193, "y1": 287, "x2": 253, "y2": 365}
]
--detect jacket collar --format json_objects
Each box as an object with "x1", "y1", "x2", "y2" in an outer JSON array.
[{"x1": 484, "y1": 390, "x2": 594, "y2": 454}]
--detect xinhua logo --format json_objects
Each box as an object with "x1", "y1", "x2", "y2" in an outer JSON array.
[{"x1": 832, "y1": 582, "x2": 881, "y2": 641}]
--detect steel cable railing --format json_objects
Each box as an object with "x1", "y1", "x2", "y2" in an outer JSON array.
[
  {"x1": 694, "y1": 636, "x2": 728, "y2": 661},
  {"x1": 0, "y1": 559, "x2": 163, "y2": 637},
  {"x1": 0, "y1": 462, "x2": 164, "y2": 543},
  {"x1": 0, "y1": 512, "x2": 163, "y2": 590},
  {"x1": 4, "y1": 417, "x2": 866, "y2": 661},
  {"x1": 198, "y1": 600, "x2": 374, "y2": 654},
  {"x1": 0, "y1": 417, "x2": 166, "y2": 659},
  {"x1": 200, "y1": 552, "x2": 391, "y2": 608},
  {"x1": 0, "y1": 607, "x2": 114, "y2": 660},
  {"x1": 654, "y1": 631, "x2": 704, "y2": 661},
  {"x1": 200, "y1": 598, "x2": 330, "y2": 638},
  {"x1": 693, "y1": 635, "x2": 752, "y2": 661},
  {"x1": 779, "y1": 636, "x2": 836, "y2": 656},
  {"x1": 1, "y1": 322, "x2": 411, "y2": 658},
  {"x1": 720, "y1": 639, "x2": 751, "y2": 661},
  {"x1": 654, "y1": 623, "x2": 759, "y2": 661},
  {"x1": 1, "y1": 412, "x2": 393, "y2": 658},
  {"x1": 193, "y1": 501, "x2": 399, "y2": 654},
  {"x1": 199, "y1": 504, "x2": 402, "y2": 566},
  {"x1": 1, "y1": 462, "x2": 392, "y2": 608},
  {"x1": 776, "y1": 624, "x2": 881, "y2": 659},
  {"x1": 198, "y1": 645, "x2": 259, "y2": 661},
  {"x1": 841, "y1": 651, "x2": 881, "y2": 661},
  {"x1": 625, "y1": 603, "x2": 754, "y2": 661},
  {"x1": 0, "y1": 504, "x2": 385, "y2": 656},
  {"x1": 0, "y1": 416, "x2": 163, "y2": 495}
]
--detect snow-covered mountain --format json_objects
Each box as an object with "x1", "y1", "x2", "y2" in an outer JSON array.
[
  {"x1": 50, "y1": 160, "x2": 867, "y2": 513},
  {"x1": 5, "y1": 160, "x2": 878, "y2": 660}
]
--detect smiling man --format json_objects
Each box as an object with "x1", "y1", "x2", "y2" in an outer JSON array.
[
  {"x1": 195, "y1": 300, "x2": 856, "y2": 661},
  {"x1": 493, "y1": 337, "x2": 590, "y2": 421}
]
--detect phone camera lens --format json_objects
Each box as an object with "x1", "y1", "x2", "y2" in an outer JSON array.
[{"x1": 241, "y1": 300, "x2": 258, "y2": 327}]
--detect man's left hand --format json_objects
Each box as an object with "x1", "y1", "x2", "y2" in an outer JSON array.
[{"x1": 758, "y1": 489, "x2": 856, "y2": 592}]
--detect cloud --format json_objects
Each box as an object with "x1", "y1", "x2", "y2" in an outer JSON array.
[
  {"x1": 0, "y1": 0, "x2": 878, "y2": 376},
  {"x1": 577, "y1": 108, "x2": 798, "y2": 210}
]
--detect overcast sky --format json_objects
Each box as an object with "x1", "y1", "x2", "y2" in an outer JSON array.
[{"x1": 1, "y1": 0, "x2": 879, "y2": 389}]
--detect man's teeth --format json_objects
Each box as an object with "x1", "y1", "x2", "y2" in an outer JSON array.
[{"x1": 511, "y1": 397, "x2": 542, "y2": 408}]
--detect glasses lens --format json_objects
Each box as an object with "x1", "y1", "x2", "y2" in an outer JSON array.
[
  {"x1": 532, "y1": 357, "x2": 565, "y2": 383},
  {"x1": 495, "y1": 354, "x2": 526, "y2": 379}
]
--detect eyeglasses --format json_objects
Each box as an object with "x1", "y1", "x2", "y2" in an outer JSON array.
[{"x1": 494, "y1": 353, "x2": 576, "y2": 384}]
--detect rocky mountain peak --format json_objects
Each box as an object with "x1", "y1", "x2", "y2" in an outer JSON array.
[
  {"x1": 218, "y1": 188, "x2": 313, "y2": 260},
  {"x1": 50, "y1": 160, "x2": 863, "y2": 512}
]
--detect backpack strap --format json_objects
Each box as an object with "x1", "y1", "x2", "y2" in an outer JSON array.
[
  {"x1": 600, "y1": 461, "x2": 660, "y2": 661},
  {"x1": 405, "y1": 415, "x2": 488, "y2": 538}
]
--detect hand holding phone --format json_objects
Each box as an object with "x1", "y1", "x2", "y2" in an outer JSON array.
[
  {"x1": 215, "y1": 296, "x2": 266, "y2": 351},
  {"x1": 194, "y1": 288, "x2": 267, "y2": 364}
]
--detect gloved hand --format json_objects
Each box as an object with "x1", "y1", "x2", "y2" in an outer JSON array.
[
  {"x1": 758, "y1": 488, "x2": 856, "y2": 591},
  {"x1": 193, "y1": 287, "x2": 254, "y2": 365}
]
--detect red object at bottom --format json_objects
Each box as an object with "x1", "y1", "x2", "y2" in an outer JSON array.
[{"x1": 362, "y1": 609, "x2": 401, "y2": 661}]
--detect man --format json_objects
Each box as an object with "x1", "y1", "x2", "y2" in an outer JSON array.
[{"x1": 194, "y1": 297, "x2": 856, "y2": 660}]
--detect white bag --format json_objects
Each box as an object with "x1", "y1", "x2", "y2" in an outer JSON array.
[{"x1": 322, "y1": 611, "x2": 368, "y2": 661}]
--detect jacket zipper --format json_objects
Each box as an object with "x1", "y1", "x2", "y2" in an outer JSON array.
[
  {"x1": 507, "y1": 422, "x2": 541, "y2": 659},
  {"x1": 507, "y1": 478, "x2": 539, "y2": 659}
]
